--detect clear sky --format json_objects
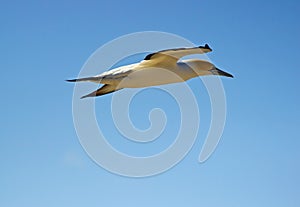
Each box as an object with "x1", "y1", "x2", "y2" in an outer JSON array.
[{"x1": 1, "y1": 0, "x2": 299, "y2": 206}]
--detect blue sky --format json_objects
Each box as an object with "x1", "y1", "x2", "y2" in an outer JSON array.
[{"x1": 1, "y1": 0, "x2": 299, "y2": 206}]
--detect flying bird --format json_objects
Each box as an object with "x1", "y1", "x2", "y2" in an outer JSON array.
[{"x1": 67, "y1": 44, "x2": 233, "y2": 98}]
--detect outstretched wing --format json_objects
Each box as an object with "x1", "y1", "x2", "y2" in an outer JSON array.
[
  {"x1": 81, "y1": 84, "x2": 122, "y2": 99},
  {"x1": 66, "y1": 63, "x2": 138, "y2": 84},
  {"x1": 144, "y1": 44, "x2": 212, "y2": 61}
]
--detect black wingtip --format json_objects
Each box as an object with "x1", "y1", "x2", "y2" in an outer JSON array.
[
  {"x1": 212, "y1": 68, "x2": 234, "y2": 78},
  {"x1": 80, "y1": 95, "x2": 90, "y2": 99},
  {"x1": 80, "y1": 92, "x2": 97, "y2": 99},
  {"x1": 66, "y1": 79, "x2": 77, "y2": 82},
  {"x1": 199, "y1": 44, "x2": 212, "y2": 51}
]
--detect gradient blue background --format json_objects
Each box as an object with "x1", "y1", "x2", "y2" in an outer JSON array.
[{"x1": 1, "y1": 0, "x2": 299, "y2": 206}]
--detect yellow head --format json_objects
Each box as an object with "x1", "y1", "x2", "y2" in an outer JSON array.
[{"x1": 182, "y1": 59, "x2": 233, "y2": 78}]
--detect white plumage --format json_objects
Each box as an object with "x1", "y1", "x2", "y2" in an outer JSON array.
[{"x1": 67, "y1": 44, "x2": 233, "y2": 98}]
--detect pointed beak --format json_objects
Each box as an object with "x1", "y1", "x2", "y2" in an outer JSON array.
[{"x1": 210, "y1": 67, "x2": 234, "y2": 78}]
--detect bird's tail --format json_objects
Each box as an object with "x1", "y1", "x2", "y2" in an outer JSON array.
[{"x1": 66, "y1": 76, "x2": 101, "y2": 83}]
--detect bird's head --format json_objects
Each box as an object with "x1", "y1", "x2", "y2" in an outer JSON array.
[{"x1": 182, "y1": 59, "x2": 233, "y2": 78}]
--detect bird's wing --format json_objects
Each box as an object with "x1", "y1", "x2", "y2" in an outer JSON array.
[
  {"x1": 81, "y1": 84, "x2": 122, "y2": 98},
  {"x1": 144, "y1": 44, "x2": 212, "y2": 61},
  {"x1": 66, "y1": 64, "x2": 137, "y2": 84},
  {"x1": 99, "y1": 64, "x2": 137, "y2": 83}
]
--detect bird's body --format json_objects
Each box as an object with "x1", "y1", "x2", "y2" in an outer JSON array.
[
  {"x1": 97, "y1": 61, "x2": 195, "y2": 87},
  {"x1": 67, "y1": 44, "x2": 233, "y2": 98}
]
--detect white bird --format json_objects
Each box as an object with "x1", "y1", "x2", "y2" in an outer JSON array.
[{"x1": 67, "y1": 44, "x2": 233, "y2": 98}]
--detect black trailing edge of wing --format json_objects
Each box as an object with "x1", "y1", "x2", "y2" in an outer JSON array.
[{"x1": 144, "y1": 53, "x2": 155, "y2": 60}]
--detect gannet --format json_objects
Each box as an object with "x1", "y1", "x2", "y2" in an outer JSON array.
[{"x1": 67, "y1": 44, "x2": 233, "y2": 98}]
